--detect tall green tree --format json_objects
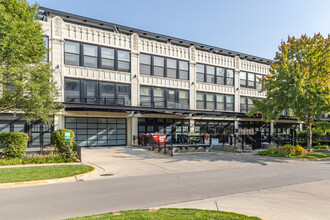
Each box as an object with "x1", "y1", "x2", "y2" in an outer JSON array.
[
  {"x1": 249, "y1": 33, "x2": 330, "y2": 151},
  {"x1": 0, "y1": 0, "x2": 62, "y2": 124}
]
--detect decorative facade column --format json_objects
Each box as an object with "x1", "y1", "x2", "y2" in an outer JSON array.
[
  {"x1": 130, "y1": 33, "x2": 140, "y2": 107},
  {"x1": 234, "y1": 56, "x2": 241, "y2": 112},
  {"x1": 51, "y1": 16, "x2": 65, "y2": 129},
  {"x1": 189, "y1": 46, "x2": 197, "y2": 110},
  {"x1": 270, "y1": 120, "x2": 275, "y2": 135}
]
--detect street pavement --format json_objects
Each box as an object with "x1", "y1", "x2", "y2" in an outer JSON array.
[{"x1": 0, "y1": 147, "x2": 329, "y2": 220}]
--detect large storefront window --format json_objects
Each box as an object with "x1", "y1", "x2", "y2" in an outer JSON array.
[{"x1": 65, "y1": 117, "x2": 126, "y2": 147}]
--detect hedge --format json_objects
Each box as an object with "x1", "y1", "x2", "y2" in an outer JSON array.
[
  {"x1": 51, "y1": 129, "x2": 75, "y2": 153},
  {"x1": 0, "y1": 132, "x2": 29, "y2": 158}
]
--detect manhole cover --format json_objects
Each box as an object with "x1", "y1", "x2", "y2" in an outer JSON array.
[{"x1": 100, "y1": 174, "x2": 114, "y2": 176}]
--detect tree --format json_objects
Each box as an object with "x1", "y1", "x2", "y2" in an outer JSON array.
[
  {"x1": 249, "y1": 33, "x2": 330, "y2": 151},
  {"x1": 0, "y1": 0, "x2": 62, "y2": 124},
  {"x1": 314, "y1": 120, "x2": 330, "y2": 136}
]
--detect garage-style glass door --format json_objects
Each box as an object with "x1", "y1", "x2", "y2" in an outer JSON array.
[{"x1": 65, "y1": 117, "x2": 126, "y2": 147}]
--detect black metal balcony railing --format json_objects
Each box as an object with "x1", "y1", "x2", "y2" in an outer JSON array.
[
  {"x1": 65, "y1": 97, "x2": 131, "y2": 106},
  {"x1": 140, "y1": 100, "x2": 189, "y2": 109}
]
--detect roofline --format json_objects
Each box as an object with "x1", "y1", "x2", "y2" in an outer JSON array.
[{"x1": 39, "y1": 6, "x2": 274, "y2": 64}]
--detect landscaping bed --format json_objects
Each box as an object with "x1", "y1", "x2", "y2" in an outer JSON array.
[
  {"x1": 257, "y1": 144, "x2": 330, "y2": 159},
  {"x1": 0, "y1": 165, "x2": 93, "y2": 183},
  {"x1": 68, "y1": 208, "x2": 260, "y2": 220}
]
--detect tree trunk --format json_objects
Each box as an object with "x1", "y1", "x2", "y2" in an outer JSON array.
[{"x1": 306, "y1": 124, "x2": 312, "y2": 152}]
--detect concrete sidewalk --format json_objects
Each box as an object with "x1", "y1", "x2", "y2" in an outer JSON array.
[
  {"x1": 80, "y1": 146, "x2": 298, "y2": 181},
  {"x1": 155, "y1": 180, "x2": 330, "y2": 220}
]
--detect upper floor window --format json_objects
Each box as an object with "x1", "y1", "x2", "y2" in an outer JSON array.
[
  {"x1": 83, "y1": 44, "x2": 98, "y2": 68},
  {"x1": 240, "y1": 96, "x2": 254, "y2": 113},
  {"x1": 197, "y1": 64, "x2": 234, "y2": 86},
  {"x1": 140, "y1": 86, "x2": 189, "y2": 109},
  {"x1": 64, "y1": 40, "x2": 130, "y2": 72},
  {"x1": 65, "y1": 41, "x2": 80, "y2": 66},
  {"x1": 240, "y1": 72, "x2": 264, "y2": 89},
  {"x1": 64, "y1": 78, "x2": 130, "y2": 106},
  {"x1": 140, "y1": 54, "x2": 189, "y2": 80},
  {"x1": 196, "y1": 92, "x2": 234, "y2": 111}
]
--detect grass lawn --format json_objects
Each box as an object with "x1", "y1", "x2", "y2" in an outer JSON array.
[
  {"x1": 291, "y1": 152, "x2": 330, "y2": 159},
  {"x1": 68, "y1": 208, "x2": 260, "y2": 220},
  {"x1": 0, "y1": 165, "x2": 94, "y2": 183}
]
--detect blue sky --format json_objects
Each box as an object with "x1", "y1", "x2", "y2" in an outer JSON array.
[{"x1": 28, "y1": 0, "x2": 330, "y2": 60}]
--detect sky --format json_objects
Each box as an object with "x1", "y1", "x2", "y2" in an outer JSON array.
[{"x1": 27, "y1": 0, "x2": 330, "y2": 60}]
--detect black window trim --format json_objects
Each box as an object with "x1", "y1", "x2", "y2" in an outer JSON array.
[
  {"x1": 64, "y1": 40, "x2": 131, "y2": 72},
  {"x1": 196, "y1": 91, "x2": 235, "y2": 111},
  {"x1": 140, "y1": 53, "x2": 190, "y2": 80},
  {"x1": 64, "y1": 77, "x2": 131, "y2": 104},
  {"x1": 240, "y1": 71, "x2": 264, "y2": 90},
  {"x1": 140, "y1": 85, "x2": 189, "y2": 108},
  {"x1": 196, "y1": 63, "x2": 235, "y2": 86}
]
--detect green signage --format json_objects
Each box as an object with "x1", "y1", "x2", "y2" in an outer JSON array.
[{"x1": 64, "y1": 132, "x2": 71, "y2": 140}]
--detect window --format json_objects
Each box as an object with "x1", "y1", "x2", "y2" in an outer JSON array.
[
  {"x1": 140, "y1": 54, "x2": 151, "y2": 75},
  {"x1": 216, "y1": 94, "x2": 225, "y2": 110},
  {"x1": 226, "y1": 95, "x2": 234, "y2": 111},
  {"x1": 256, "y1": 74, "x2": 263, "y2": 90},
  {"x1": 216, "y1": 67, "x2": 225, "y2": 85},
  {"x1": 140, "y1": 86, "x2": 152, "y2": 107},
  {"x1": 240, "y1": 96, "x2": 254, "y2": 113},
  {"x1": 83, "y1": 44, "x2": 98, "y2": 68},
  {"x1": 117, "y1": 50, "x2": 130, "y2": 72},
  {"x1": 206, "y1": 93, "x2": 215, "y2": 110},
  {"x1": 179, "y1": 61, "x2": 189, "y2": 80},
  {"x1": 248, "y1": 73, "x2": 255, "y2": 88},
  {"x1": 153, "y1": 56, "x2": 165, "y2": 77},
  {"x1": 166, "y1": 58, "x2": 177, "y2": 78},
  {"x1": 64, "y1": 78, "x2": 130, "y2": 105},
  {"x1": 197, "y1": 63, "x2": 234, "y2": 86},
  {"x1": 197, "y1": 92, "x2": 234, "y2": 111},
  {"x1": 140, "y1": 54, "x2": 189, "y2": 80},
  {"x1": 140, "y1": 86, "x2": 189, "y2": 109},
  {"x1": 240, "y1": 72, "x2": 247, "y2": 87},
  {"x1": 206, "y1": 66, "x2": 215, "y2": 83},
  {"x1": 85, "y1": 80, "x2": 97, "y2": 103},
  {"x1": 99, "y1": 82, "x2": 115, "y2": 104},
  {"x1": 226, "y1": 69, "x2": 234, "y2": 86},
  {"x1": 44, "y1": 36, "x2": 49, "y2": 62},
  {"x1": 196, "y1": 64, "x2": 205, "y2": 82},
  {"x1": 196, "y1": 92, "x2": 204, "y2": 109},
  {"x1": 153, "y1": 87, "x2": 165, "y2": 107},
  {"x1": 64, "y1": 41, "x2": 130, "y2": 72},
  {"x1": 64, "y1": 79, "x2": 80, "y2": 102},
  {"x1": 179, "y1": 90, "x2": 189, "y2": 108},
  {"x1": 101, "y1": 47, "x2": 115, "y2": 70},
  {"x1": 65, "y1": 41, "x2": 80, "y2": 66},
  {"x1": 117, "y1": 84, "x2": 131, "y2": 105}
]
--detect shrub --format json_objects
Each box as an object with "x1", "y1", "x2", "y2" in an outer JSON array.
[
  {"x1": 51, "y1": 129, "x2": 75, "y2": 153},
  {"x1": 257, "y1": 145, "x2": 307, "y2": 157},
  {"x1": 0, "y1": 132, "x2": 29, "y2": 158},
  {"x1": 313, "y1": 145, "x2": 329, "y2": 149}
]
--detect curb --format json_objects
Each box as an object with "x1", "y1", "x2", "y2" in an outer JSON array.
[{"x1": 0, "y1": 164, "x2": 98, "y2": 188}]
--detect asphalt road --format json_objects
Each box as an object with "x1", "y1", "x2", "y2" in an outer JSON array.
[{"x1": 1, "y1": 159, "x2": 330, "y2": 220}]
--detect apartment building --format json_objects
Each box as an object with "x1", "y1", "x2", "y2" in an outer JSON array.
[{"x1": 0, "y1": 7, "x2": 299, "y2": 148}]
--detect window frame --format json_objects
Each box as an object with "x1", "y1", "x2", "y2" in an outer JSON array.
[
  {"x1": 196, "y1": 92, "x2": 234, "y2": 111},
  {"x1": 196, "y1": 63, "x2": 235, "y2": 86},
  {"x1": 64, "y1": 40, "x2": 131, "y2": 72},
  {"x1": 140, "y1": 53, "x2": 189, "y2": 80}
]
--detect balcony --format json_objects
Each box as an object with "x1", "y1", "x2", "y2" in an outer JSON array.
[{"x1": 65, "y1": 97, "x2": 131, "y2": 106}]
